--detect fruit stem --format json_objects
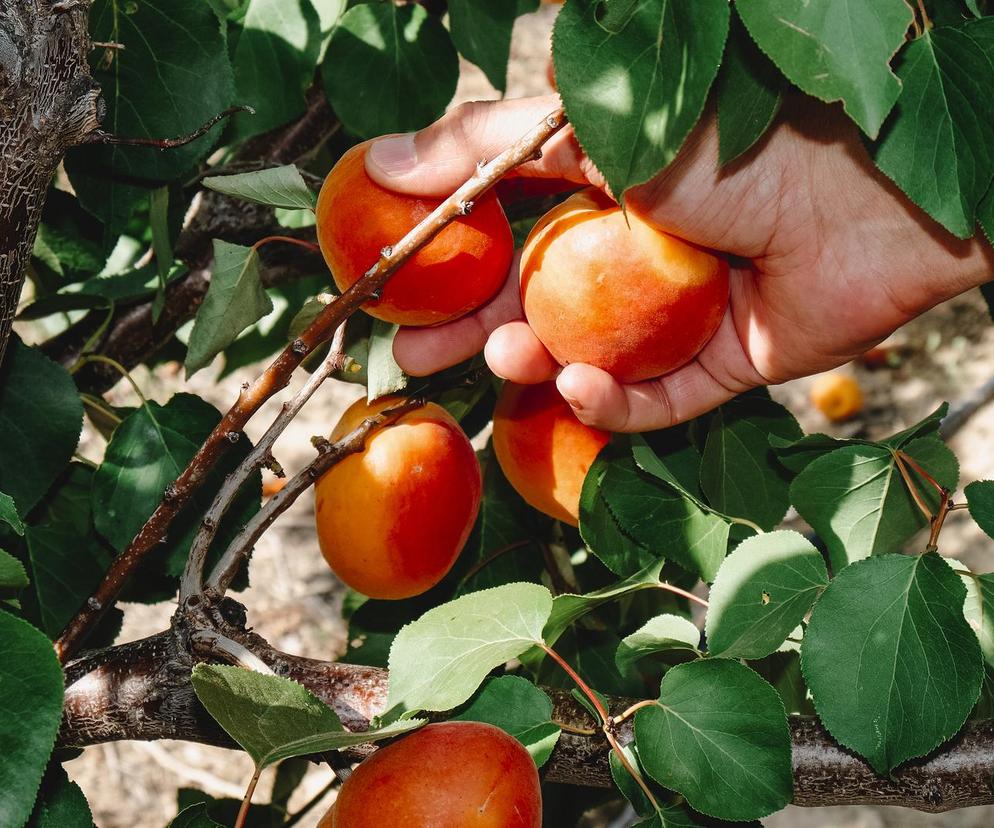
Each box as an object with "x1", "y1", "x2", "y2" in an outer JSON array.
[
  {"x1": 540, "y1": 643, "x2": 610, "y2": 724},
  {"x1": 605, "y1": 731, "x2": 664, "y2": 815},
  {"x1": 729, "y1": 516, "x2": 764, "y2": 535},
  {"x1": 71, "y1": 353, "x2": 149, "y2": 408},
  {"x1": 234, "y1": 767, "x2": 262, "y2": 828}
]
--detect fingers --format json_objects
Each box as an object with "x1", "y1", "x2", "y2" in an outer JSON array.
[
  {"x1": 393, "y1": 254, "x2": 555, "y2": 378},
  {"x1": 365, "y1": 96, "x2": 594, "y2": 197}
]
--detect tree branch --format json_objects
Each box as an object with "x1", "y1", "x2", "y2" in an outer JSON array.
[
  {"x1": 55, "y1": 107, "x2": 569, "y2": 662},
  {"x1": 58, "y1": 610, "x2": 994, "y2": 813}
]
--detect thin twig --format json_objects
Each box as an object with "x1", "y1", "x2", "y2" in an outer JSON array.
[
  {"x1": 206, "y1": 398, "x2": 424, "y2": 593},
  {"x1": 56, "y1": 107, "x2": 568, "y2": 662},
  {"x1": 612, "y1": 699, "x2": 657, "y2": 726},
  {"x1": 179, "y1": 324, "x2": 348, "y2": 601},
  {"x1": 898, "y1": 450, "x2": 945, "y2": 495},
  {"x1": 540, "y1": 644, "x2": 609, "y2": 723},
  {"x1": 85, "y1": 106, "x2": 254, "y2": 149},
  {"x1": 658, "y1": 582, "x2": 709, "y2": 609},
  {"x1": 283, "y1": 778, "x2": 339, "y2": 828}
]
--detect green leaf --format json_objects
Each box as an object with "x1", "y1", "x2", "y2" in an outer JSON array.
[
  {"x1": 615, "y1": 613, "x2": 700, "y2": 674},
  {"x1": 91, "y1": 394, "x2": 260, "y2": 595},
  {"x1": 599, "y1": 452, "x2": 729, "y2": 581},
  {"x1": 448, "y1": 0, "x2": 516, "y2": 93},
  {"x1": 186, "y1": 241, "x2": 274, "y2": 376},
  {"x1": 77, "y1": 0, "x2": 235, "y2": 180},
  {"x1": 366, "y1": 320, "x2": 408, "y2": 402},
  {"x1": 0, "y1": 491, "x2": 25, "y2": 535},
  {"x1": 553, "y1": 0, "x2": 730, "y2": 199},
  {"x1": 705, "y1": 530, "x2": 827, "y2": 659},
  {"x1": 453, "y1": 676, "x2": 560, "y2": 767},
  {"x1": 635, "y1": 659, "x2": 792, "y2": 820},
  {"x1": 202, "y1": 166, "x2": 317, "y2": 211},
  {"x1": 870, "y1": 20, "x2": 994, "y2": 238},
  {"x1": 966, "y1": 480, "x2": 994, "y2": 539},
  {"x1": 27, "y1": 465, "x2": 112, "y2": 638},
  {"x1": 27, "y1": 765, "x2": 94, "y2": 828},
  {"x1": 191, "y1": 665, "x2": 423, "y2": 767},
  {"x1": 0, "y1": 610, "x2": 65, "y2": 828},
  {"x1": 321, "y1": 3, "x2": 459, "y2": 138},
  {"x1": 699, "y1": 397, "x2": 801, "y2": 530},
  {"x1": 737, "y1": 0, "x2": 911, "y2": 138},
  {"x1": 579, "y1": 448, "x2": 658, "y2": 577},
  {"x1": 716, "y1": 11, "x2": 783, "y2": 164},
  {"x1": 543, "y1": 559, "x2": 665, "y2": 646},
  {"x1": 980, "y1": 182, "x2": 994, "y2": 244},
  {"x1": 0, "y1": 338, "x2": 84, "y2": 516},
  {"x1": 0, "y1": 549, "x2": 29, "y2": 596},
  {"x1": 168, "y1": 804, "x2": 223, "y2": 828},
  {"x1": 802, "y1": 552, "x2": 983, "y2": 774},
  {"x1": 231, "y1": 0, "x2": 322, "y2": 138},
  {"x1": 386, "y1": 583, "x2": 552, "y2": 714},
  {"x1": 630, "y1": 428, "x2": 704, "y2": 502},
  {"x1": 790, "y1": 436, "x2": 958, "y2": 570}
]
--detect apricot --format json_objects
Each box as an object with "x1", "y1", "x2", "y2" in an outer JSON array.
[
  {"x1": 493, "y1": 381, "x2": 610, "y2": 526},
  {"x1": 316, "y1": 142, "x2": 514, "y2": 327},
  {"x1": 810, "y1": 373, "x2": 864, "y2": 422},
  {"x1": 520, "y1": 188, "x2": 729, "y2": 383},
  {"x1": 314, "y1": 395, "x2": 481, "y2": 599},
  {"x1": 328, "y1": 722, "x2": 541, "y2": 827}
]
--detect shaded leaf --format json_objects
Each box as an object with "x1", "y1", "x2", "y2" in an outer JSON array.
[
  {"x1": 27, "y1": 765, "x2": 94, "y2": 828},
  {"x1": 366, "y1": 320, "x2": 407, "y2": 402},
  {"x1": 453, "y1": 676, "x2": 560, "y2": 767},
  {"x1": 966, "y1": 480, "x2": 994, "y2": 540},
  {"x1": 448, "y1": 0, "x2": 517, "y2": 93}
]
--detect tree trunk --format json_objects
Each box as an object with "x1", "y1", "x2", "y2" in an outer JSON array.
[{"x1": 0, "y1": 0, "x2": 99, "y2": 364}]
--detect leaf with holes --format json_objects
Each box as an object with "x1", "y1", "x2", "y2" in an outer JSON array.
[{"x1": 706, "y1": 530, "x2": 827, "y2": 659}]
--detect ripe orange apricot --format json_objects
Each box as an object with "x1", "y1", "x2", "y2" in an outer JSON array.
[
  {"x1": 328, "y1": 722, "x2": 542, "y2": 827},
  {"x1": 810, "y1": 373, "x2": 864, "y2": 422},
  {"x1": 316, "y1": 142, "x2": 514, "y2": 327},
  {"x1": 520, "y1": 188, "x2": 729, "y2": 383},
  {"x1": 493, "y1": 381, "x2": 610, "y2": 526},
  {"x1": 314, "y1": 395, "x2": 481, "y2": 599}
]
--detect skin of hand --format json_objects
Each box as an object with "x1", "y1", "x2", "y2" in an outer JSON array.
[{"x1": 364, "y1": 94, "x2": 994, "y2": 433}]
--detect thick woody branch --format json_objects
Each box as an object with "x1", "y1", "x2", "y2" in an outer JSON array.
[
  {"x1": 58, "y1": 621, "x2": 994, "y2": 813},
  {"x1": 55, "y1": 108, "x2": 569, "y2": 662}
]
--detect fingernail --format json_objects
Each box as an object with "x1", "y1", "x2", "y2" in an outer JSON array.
[
  {"x1": 562, "y1": 394, "x2": 583, "y2": 412},
  {"x1": 368, "y1": 134, "x2": 417, "y2": 177}
]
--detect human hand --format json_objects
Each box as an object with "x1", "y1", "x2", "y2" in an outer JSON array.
[{"x1": 365, "y1": 94, "x2": 993, "y2": 432}]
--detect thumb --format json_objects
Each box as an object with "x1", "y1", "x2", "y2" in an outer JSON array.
[{"x1": 365, "y1": 95, "x2": 592, "y2": 197}]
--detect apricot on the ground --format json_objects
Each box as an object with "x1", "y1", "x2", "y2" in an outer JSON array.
[
  {"x1": 810, "y1": 373, "x2": 864, "y2": 422},
  {"x1": 316, "y1": 142, "x2": 514, "y2": 327},
  {"x1": 327, "y1": 721, "x2": 541, "y2": 827},
  {"x1": 314, "y1": 395, "x2": 481, "y2": 599},
  {"x1": 520, "y1": 188, "x2": 729, "y2": 383},
  {"x1": 493, "y1": 381, "x2": 610, "y2": 526}
]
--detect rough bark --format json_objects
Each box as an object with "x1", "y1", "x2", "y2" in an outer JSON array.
[
  {"x1": 58, "y1": 602, "x2": 994, "y2": 813},
  {"x1": 0, "y1": 0, "x2": 100, "y2": 364}
]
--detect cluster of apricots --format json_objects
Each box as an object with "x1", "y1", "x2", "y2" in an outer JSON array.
[
  {"x1": 311, "y1": 138, "x2": 728, "y2": 822},
  {"x1": 313, "y1": 138, "x2": 730, "y2": 602}
]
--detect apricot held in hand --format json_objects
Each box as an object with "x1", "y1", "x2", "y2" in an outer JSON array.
[
  {"x1": 493, "y1": 381, "x2": 609, "y2": 526},
  {"x1": 316, "y1": 142, "x2": 514, "y2": 327},
  {"x1": 314, "y1": 396, "x2": 481, "y2": 599},
  {"x1": 520, "y1": 188, "x2": 729, "y2": 383},
  {"x1": 327, "y1": 721, "x2": 542, "y2": 827}
]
